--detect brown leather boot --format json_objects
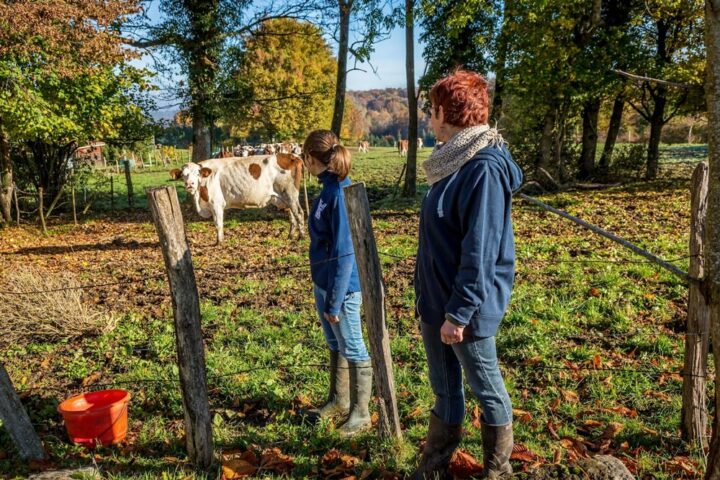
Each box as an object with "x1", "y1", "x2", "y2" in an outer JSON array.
[
  {"x1": 410, "y1": 411, "x2": 462, "y2": 480},
  {"x1": 309, "y1": 351, "x2": 350, "y2": 420},
  {"x1": 480, "y1": 421, "x2": 513, "y2": 479}
]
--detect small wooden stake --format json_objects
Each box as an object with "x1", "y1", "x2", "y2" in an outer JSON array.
[
  {"x1": 38, "y1": 187, "x2": 46, "y2": 235},
  {"x1": 681, "y1": 161, "x2": 710, "y2": 447},
  {"x1": 343, "y1": 182, "x2": 403, "y2": 439},
  {"x1": 0, "y1": 363, "x2": 45, "y2": 461},
  {"x1": 71, "y1": 186, "x2": 78, "y2": 226},
  {"x1": 147, "y1": 186, "x2": 214, "y2": 469},
  {"x1": 13, "y1": 183, "x2": 19, "y2": 225},
  {"x1": 124, "y1": 161, "x2": 134, "y2": 208}
]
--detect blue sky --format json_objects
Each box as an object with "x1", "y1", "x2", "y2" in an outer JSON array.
[{"x1": 346, "y1": 25, "x2": 426, "y2": 91}]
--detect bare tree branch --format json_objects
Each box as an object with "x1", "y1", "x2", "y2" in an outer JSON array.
[{"x1": 612, "y1": 69, "x2": 695, "y2": 89}]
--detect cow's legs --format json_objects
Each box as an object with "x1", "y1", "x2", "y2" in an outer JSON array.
[
  {"x1": 290, "y1": 199, "x2": 304, "y2": 239},
  {"x1": 213, "y1": 208, "x2": 224, "y2": 245}
]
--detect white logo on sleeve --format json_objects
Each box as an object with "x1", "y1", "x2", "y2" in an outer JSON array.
[{"x1": 315, "y1": 199, "x2": 328, "y2": 220}]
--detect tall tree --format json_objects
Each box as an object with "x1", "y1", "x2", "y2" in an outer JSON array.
[
  {"x1": 703, "y1": 0, "x2": 720, "y2": 475},
  {"x1": 625, "y1": 0, "x2": 705, "y2": 179},
  {"x1": 126, "y1": 1, "x2": 311, "y2": 160},
  {"x1": 0, "y1": 0, "x2": 143, "y2": 219},
  {"x1": 327, "y1": 0, "x2": 393, "y2": 136},
  {"x1": 222, "y1": 19, "x2": 337, "y2": 141},
  {"x1": 402, "y1": 0, "x2": 418, "y2": 197}
]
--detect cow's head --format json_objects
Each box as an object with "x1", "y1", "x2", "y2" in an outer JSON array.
[{"x1": 169, "y1": 163, "x2": 212, "y2": 195}]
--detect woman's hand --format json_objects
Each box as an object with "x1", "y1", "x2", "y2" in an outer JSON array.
[
  {"x1": 324, "y1": 312, "x2": 340, "y2": 324},
  {"x1": 440, "y1": 320, "x2": 464, "y2": 344}
]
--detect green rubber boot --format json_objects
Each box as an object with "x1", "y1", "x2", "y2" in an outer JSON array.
[
  {"x1": 336, "y1": 359, "x2": 373, "y2": 436},
  {"x1": 310, "y1": 351, "x2": 350, "y2": 420}
]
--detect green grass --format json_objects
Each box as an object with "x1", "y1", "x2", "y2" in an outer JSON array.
[{"x1": 0, "y1": 145, "x2": 708, "y2": 478}]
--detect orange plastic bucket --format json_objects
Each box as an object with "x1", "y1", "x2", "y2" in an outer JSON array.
[{"x1": 58, "y1": 389, "x2": 131, "y2": 448}]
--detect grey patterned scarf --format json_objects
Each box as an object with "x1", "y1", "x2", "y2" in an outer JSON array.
[{"x1": 422, "y1": 124, "x2": 506, "y2": 185}]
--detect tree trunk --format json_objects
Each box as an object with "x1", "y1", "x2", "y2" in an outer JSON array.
[
  {"x1": 703, "y1": 2, "x2": 720, "y2": 478},
  {"x1": 185, "y1": 0, "x2": 220, "y2": 162},
  {"x1": 402, "y1": 0, "x2": 417, "y2": 198},
  {"x1": 331, "y1": 0, "x2": 352, "y2": 137},
  {"x1": 646, "y1": 88, "x2": 667, "y2": 180},
  {"x1": 599, "y1": 94, "x2": 625, "y2": 171},
  {"x1": 536, "y1": 106, "x2": 557, "y2": 183},
  {"x1": 579, "y1": 97, "x2": 601, "y2": 179},
  {"x1": 0, "y1": 121, "x2": 12, "y2": 225},
  {"x1": 490, "y1": 0, "x2": 511, "y2": 125}
]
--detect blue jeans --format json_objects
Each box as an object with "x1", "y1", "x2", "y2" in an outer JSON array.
[
  {"x1": 421, "y1": 320, "x2": 512, "y2": 426},
  {"x1": 314, "y1": 284, "x2": 370, "y2": 363}
]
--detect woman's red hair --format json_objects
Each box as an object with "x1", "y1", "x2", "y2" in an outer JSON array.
[{"x1": 429, "y1": 69, "x2": 489, "y2": 127}]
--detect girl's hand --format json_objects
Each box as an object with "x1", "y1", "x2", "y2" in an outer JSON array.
[
  {"x1": 324, "y1": 312, "x2": 340, "y2": 324},
  {"x1": 440, "y1": 320, "x2": 464, "y2": 344}
]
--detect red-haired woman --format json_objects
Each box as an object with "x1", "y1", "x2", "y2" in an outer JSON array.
[{"x1": 411, "y1": 70, "x2": 523, "y2": 479}]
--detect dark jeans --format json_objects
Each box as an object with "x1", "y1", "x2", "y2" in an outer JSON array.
[{"x1": 421, "y1": 321, "x2": 512, "y2": 426}]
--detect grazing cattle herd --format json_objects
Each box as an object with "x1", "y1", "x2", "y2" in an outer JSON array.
[{"x1": 171, "y1": 139, "x2": 425, "y2": 242}]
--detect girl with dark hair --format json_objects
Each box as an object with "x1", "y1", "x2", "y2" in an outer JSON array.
[{"x1": 302, "y1": 129, "x2": 372, "y2": 437}]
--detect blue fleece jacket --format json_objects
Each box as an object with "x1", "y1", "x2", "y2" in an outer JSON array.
[
  {"x1": 309, "y1": 170, "x2": 361, "y2": 316},
  {"x1": 414, "y1": 144, "x2": 523, "y2": 337}
]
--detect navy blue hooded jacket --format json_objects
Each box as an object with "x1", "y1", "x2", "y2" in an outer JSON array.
[
  {"x1": 414, "y1": 144, "x2": 523, "y2": 337},
  {"x1": 309, "y1": 170, "x2": 361, "y2": 315}
]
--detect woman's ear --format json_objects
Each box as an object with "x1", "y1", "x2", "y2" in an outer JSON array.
[{"x1": 436, "y1": 105, "x2": 445, "y2": 124}]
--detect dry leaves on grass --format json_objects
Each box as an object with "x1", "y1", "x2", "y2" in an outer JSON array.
[
  {"x1": 221, "y1": 448, "x2": 294, "y2": 479},
  {"x1": 320, "y1": 449, "x2": 362, "y2": 479},
  {"x1": 448, "y1": 450, "x2": 484, "y2": 478}
]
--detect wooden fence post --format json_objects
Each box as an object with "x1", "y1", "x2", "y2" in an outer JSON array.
[
  {"x1": 71, "y1": 186, "x2": 77, "y2": 226},
  {"x1": 681, "y1": 161, "x2": 710, "y2": 447},
  {"x1": 343, "y1": 182, "x2": 403, "y2": 439},
  {"x1": 124, "y1": 161, "x2": 134, "y2": 209},
  {"x1": 0, "y1": 363, "x2": 45, "y2": 460},
  {"x1": 110, "y1": 176, "x2": 115, "y2": 211},
  {"x1": 147, "y1": 186, "x2": 214, "y2": 469},
  {"x1": 13, "y1": 184, "x2": 19, "y2": 225},
  {"x1": 38, "y1": 187, "x2": 46, "y2": 235}
]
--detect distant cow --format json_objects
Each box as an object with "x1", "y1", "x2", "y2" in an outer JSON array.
[
  {"x1": 170, "y1": 153, "x2": 304, "y2": 244},
  {"x1": 398, "y1": 139, "x2": 409, "y2": 156},
  {"x1": 417, "y1": 138, "x2": 424, "y2": 149},
  {"x1": 357, "y1": 141, "x2": 370, "y2": 153}
]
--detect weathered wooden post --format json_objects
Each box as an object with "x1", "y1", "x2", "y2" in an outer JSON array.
[
  {"x1": 124, "y1": 161, "x2": 134, "y2": 209},
  {"x1": 13, "y1": 183, "x2": 19, "y2": 225},
  {"x1": 71, "y1": 186, "x2": 78, "y2": 226},
  {"x1": 343, "y1": 182, "x2": 403, "y2": 439},
  {"x1": 110, "y1": 176, "x2": 115, "y2": 211},
  {"x1": 147, "y1": 186, "x2": 214, "y2": 469},
  {"x1": 682, "y1": 161, "x2": 710, "y2": 447},
  {"x1": 0, "y1": 363, "x2": 45, "y2": 460},
  {"x1": 38, "y1": 187, "x2": 46, "y2": 235}
]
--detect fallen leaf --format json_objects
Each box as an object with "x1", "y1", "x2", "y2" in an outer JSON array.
[
  {"x1": 512, "y1": 408, "x2": 533, "y2": 423},
  {"x1": 547, "y1": 420, "x2": 560, "y2": 440},
  {"x1": 601, "y1": 406, "x2": 638, "y2": 418},
  {"x1": 549, "y1": 397, "x2": 561, "y2": 411},
  {"x1": 471, "y1": 405, "x2": 481, "y2": 429},
  {"x1": 221, "y1": 459, "x2": 257, "y2": 479},
  {"x1": 260, "y1": 447, "x2": 294, "y2": 474},
  {"x1": 561, "y1": 389, "x2": 579, "y2": 403},
  {"x1": 510, "y1": 444, "x2": 540, "y2": 463},
  {"x1": 82, "y1": 372, "x2": 102, "y2": 387},
  {"x1": 321, "y1": 449, "x2": 361, "y2": 478},
  {"x1": 589, "y1": 287, "x2": 601, "y2": 297},
  {"x1": 408, "y1": 405, "x2": 423, "y2": 418},
  {"x1": 583, "y1": 419, "x2": 603, "y2": 428},
  {"x1": 448, "y1": 449, "x2": 483, "y2": 478},
  {"x1": 591, "y1": 354, "x2": 601, "y2": 369},
  {"x1": 600, "y1": 421, "x2": 624, "y2": 440}
]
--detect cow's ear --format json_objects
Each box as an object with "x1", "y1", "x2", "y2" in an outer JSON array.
[
  {"x1": 200, "y1": 167, "x2": 212, "y2": 178},
  {"x1": 169, "y1": 169, "x2": 182, "y2": 180}
]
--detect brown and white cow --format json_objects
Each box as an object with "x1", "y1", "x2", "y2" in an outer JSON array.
[
  {"x1": 357, "y1": 140, "x2": 370, "y2": 153},
  {"x1": 398, "y1": 139, "x2": 409, "y2": 156},
  {"x1": 170, "y1": 153, "x2": 304, "y2": 244}
]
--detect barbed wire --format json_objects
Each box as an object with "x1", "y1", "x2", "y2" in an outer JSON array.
[{"x1": 15, "y1": 359, "x2": 708, "y2": 397}]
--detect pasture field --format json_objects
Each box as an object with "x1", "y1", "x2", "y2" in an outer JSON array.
[{"x1": 0, "y1": 147, "x2": 707, "y2": 478}]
